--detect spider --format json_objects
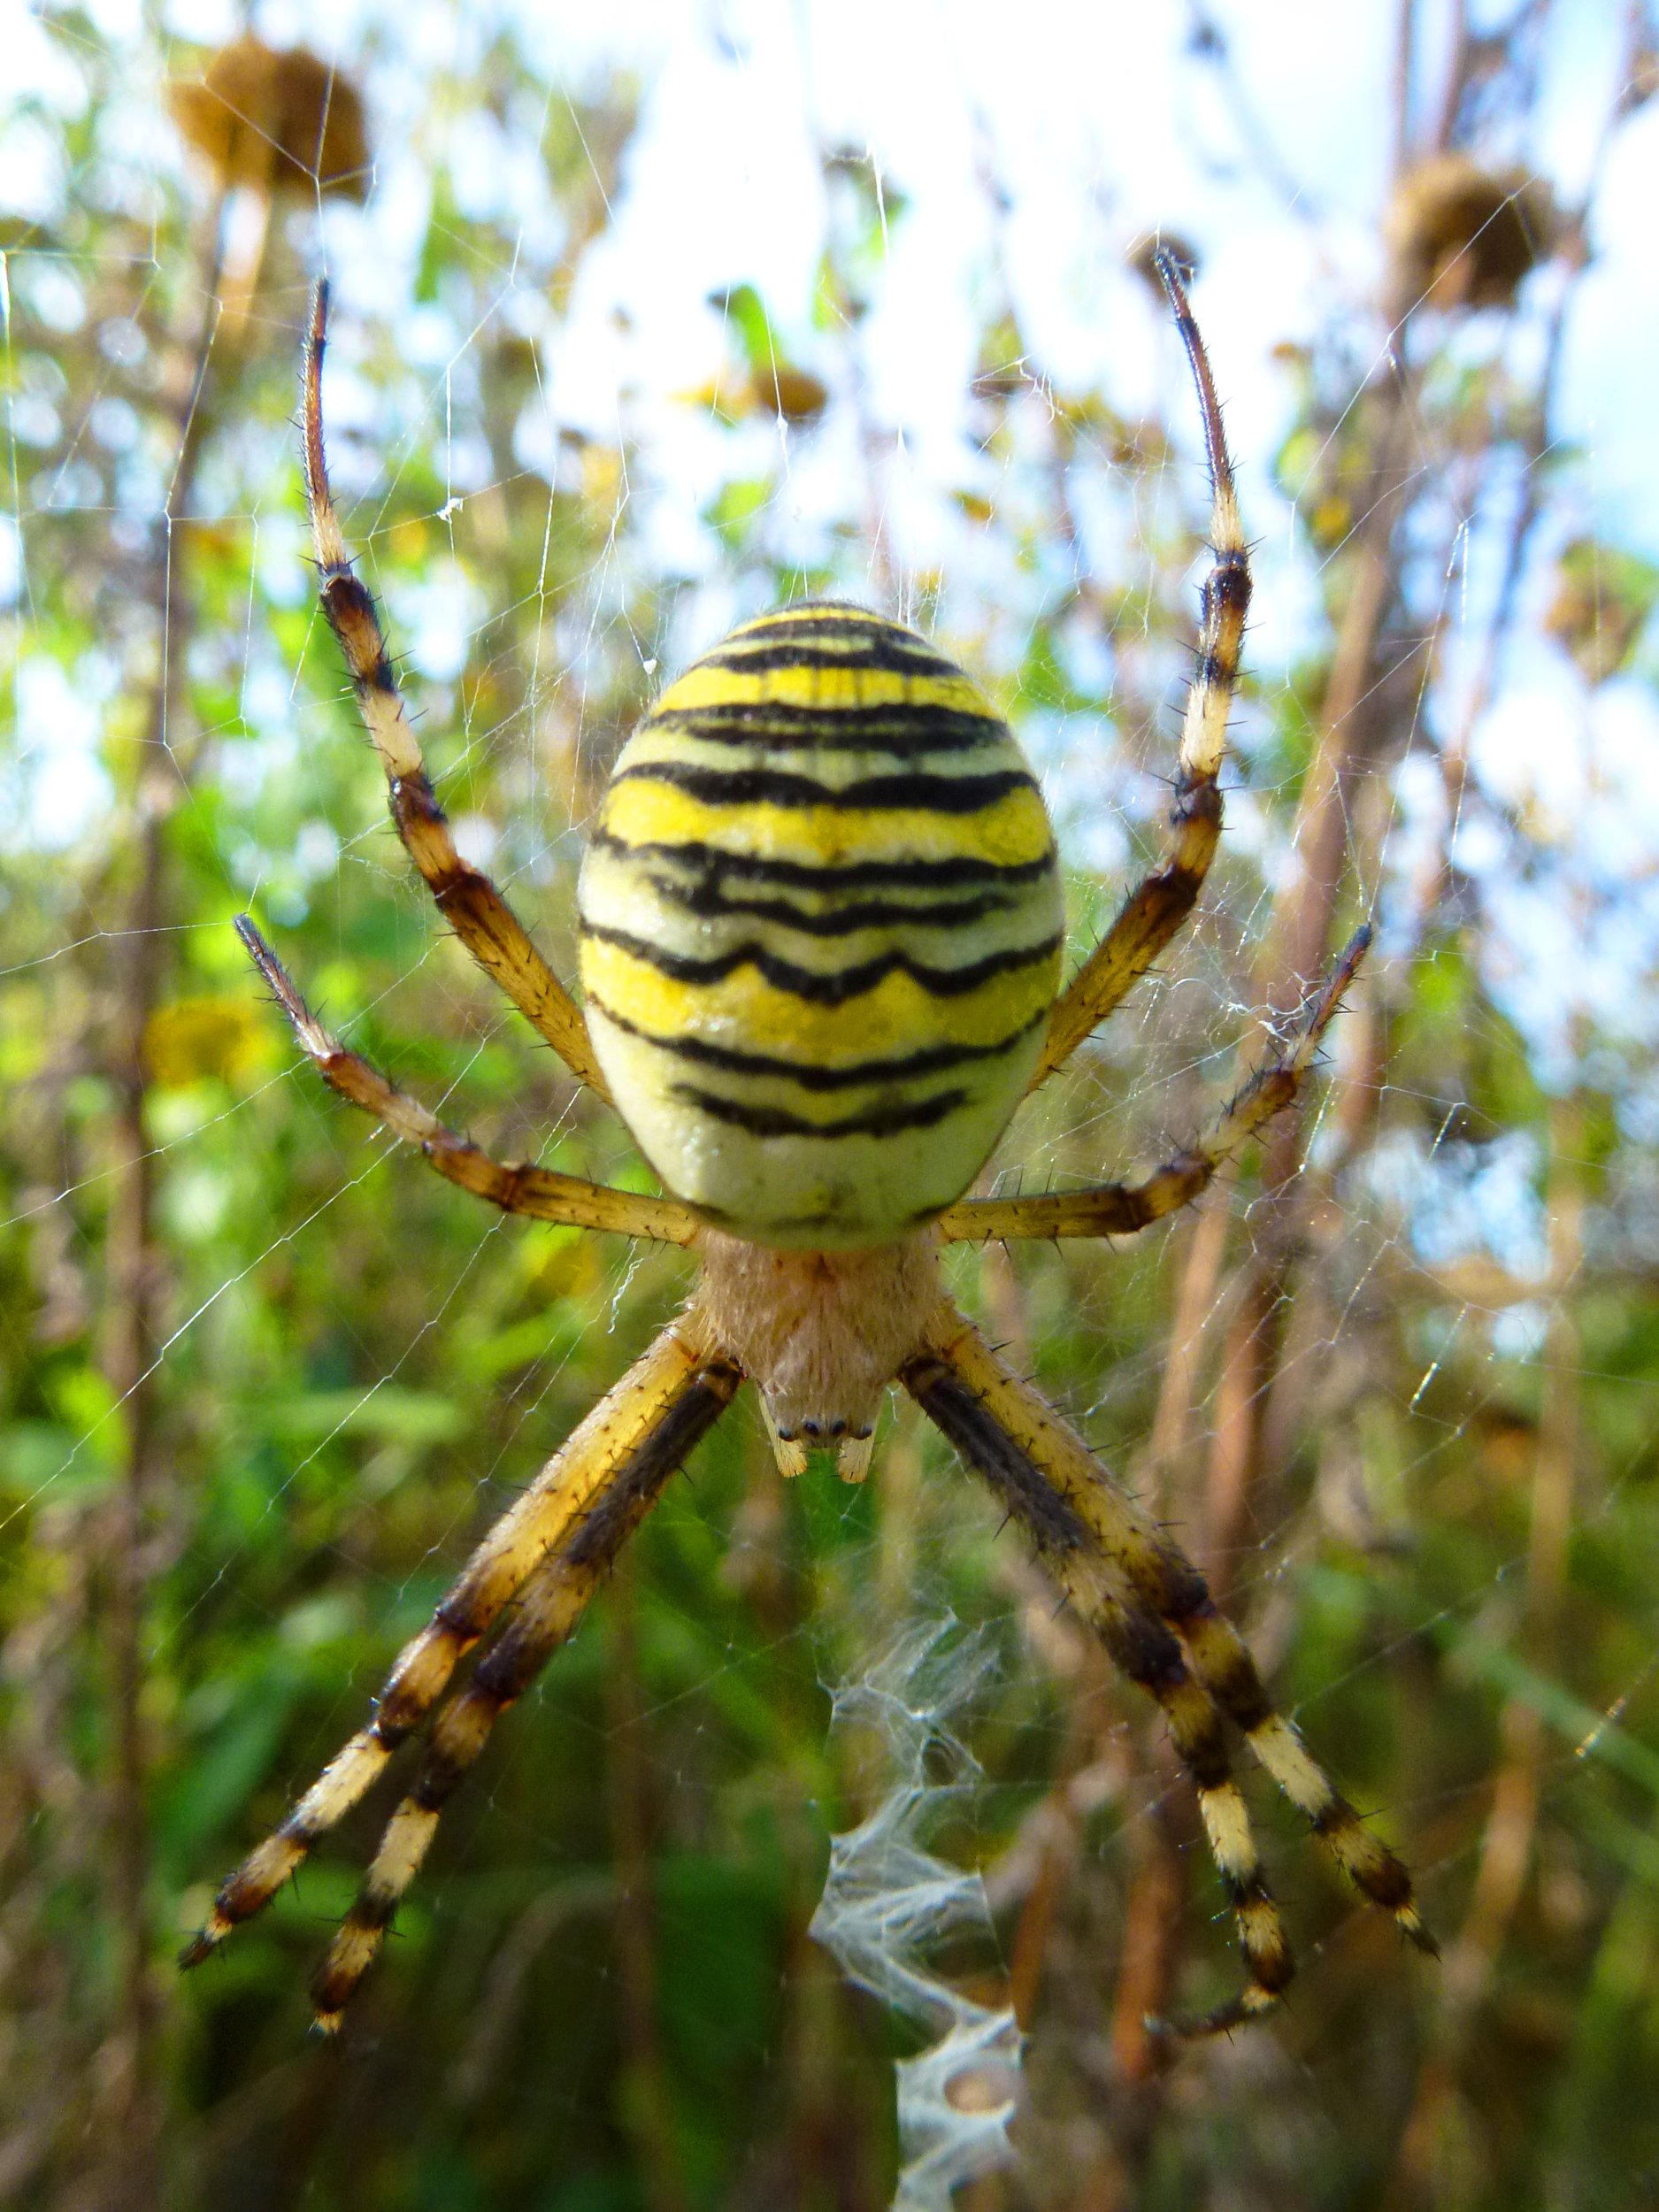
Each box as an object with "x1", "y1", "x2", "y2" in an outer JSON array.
[{"x1": 183, "y1": 259, "x2": 1435, "y2": 2040}]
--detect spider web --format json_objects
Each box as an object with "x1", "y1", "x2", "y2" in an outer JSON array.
[{"x1": 6, "y1": 3, "x2": 1659, "y2": 2208}]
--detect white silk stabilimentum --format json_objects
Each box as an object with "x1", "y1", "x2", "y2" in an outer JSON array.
[{"x1": 810, "y1": 1620, "x2": 1023, "y2": 2211}]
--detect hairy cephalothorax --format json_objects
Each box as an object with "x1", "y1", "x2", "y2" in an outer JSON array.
[
  {"x1": 184, "y1": 258, "x2": 1436, "y2": 2043},
  {"x1": 694, "y1": 1229, "x2": 941, "y2": 1471}
]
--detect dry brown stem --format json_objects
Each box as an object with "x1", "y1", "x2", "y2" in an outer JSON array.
[
  {"x1": 603, "y1": 1548, "x2": 690, "y2": 2212},
  {"x1": 1388, "y1": 1097, "x2": 1585, "y2": 2207},
  {"x1": 96, "y1": 228, "x2": 225, "y2": 2212}
]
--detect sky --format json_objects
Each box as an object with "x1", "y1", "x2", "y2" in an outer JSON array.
[{"x1": 10, "y1": 0, "x2": 1652, "y2": 549}]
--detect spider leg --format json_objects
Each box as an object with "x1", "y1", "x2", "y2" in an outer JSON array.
[
  {"x1": 902, "y1": 1305, "x2": 1435, "y2": 2000},
  {"x1": 1158, "y1": 1594, "x2": 1434, "y2": 1951},
  {"x1": 302, "y1": 281, "x2": 609, "y2": 1100},
  {"x1": 310, "y1": 1355, "x2": 743, "y2": 2029},
  {"x1": 1032, "y1": 249, "x2": 1246, "y2": 1092},
  {"x1": 181, "y1": 1318, "x2": 733, "y2": 1969},
  {"x1": 236, "y1": 918, "x2": 698, "y2": 1244},
  {"x1": 939, "y1": 927, "x2": 1368, "y2": 1245},
  {"x1": 902, "y1": 1333, "x2": 1289, "y2": 2033}
]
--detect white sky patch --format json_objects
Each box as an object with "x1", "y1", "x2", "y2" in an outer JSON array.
[
  {"x1": 393, "y1": 560, "x2": 487, "y2": 684},
  {"x1": 4, "y1": 655, "x2": 117, "y2": 851},
  {"x1": 0, "y1": 516, "x2": 22, "y2": 607}
]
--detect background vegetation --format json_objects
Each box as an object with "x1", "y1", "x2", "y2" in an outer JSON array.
[{"x1": 4, "y1": 4, "x2": 1659, "y2": 2207}]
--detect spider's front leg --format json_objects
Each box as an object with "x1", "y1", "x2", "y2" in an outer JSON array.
[
  {"x1": 902, "y1": 1303, "x2": 1435, "y2": 2035},
  {"x1": 1031, "y1": 248, "x2": 1247, "y2": 1092},
  {"x1": 182, "y1": 1319, "x2": 736, "y2": 1974},
  {"x1": 938, "y1": 927, "x2": 1369, "y2": 1246},
  {"x1": 301, "y1": 280, "x2": 608, "y2": 1099}
]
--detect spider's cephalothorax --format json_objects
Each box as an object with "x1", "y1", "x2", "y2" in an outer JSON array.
[
  {"x1": 187, "y1": 264, "x2": 1436, "y2": 2047},
  {"x1": 578, "y1": 602, "x2": 1064, "y2": 1247}
]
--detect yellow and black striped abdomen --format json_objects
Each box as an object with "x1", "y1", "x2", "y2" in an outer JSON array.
[{"x1": 578, "y1": 603, "x2": 1064, "y2": 1247}]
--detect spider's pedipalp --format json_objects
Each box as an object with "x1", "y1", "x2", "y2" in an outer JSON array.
[
  {"x1": 183, "y1": 1320, "x2": 730, "y2": 1970},
  {"x1": 1031, "y1": 248, "x2": 1248, "y2": 1090},
  {"x1": 300, "y1": 281, "x2": 609, "y2": 1099},
  {"x1": 902, "y1": 1305, "x2": 1435, "y2": 2025},
  {"x1": 234, "y1": 915, "x2": 698, "y2": 1243},
  {"x1": 311, "y1": 1354, "x2": 742, "y2": 2029},
  {"x1": 759, "y1": 1398, "x2": 810, "y2": 1478},
  {"x1": 939, "y1": 926, "x2": 1371, "y2": 1246},
  {"x1": 835, "y1": 1429, "x2": 877, "y2": 1484}
]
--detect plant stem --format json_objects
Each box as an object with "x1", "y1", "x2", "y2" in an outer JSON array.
[{"x1": 98, "y1": 227, "x2": 222, "y2": 2212}]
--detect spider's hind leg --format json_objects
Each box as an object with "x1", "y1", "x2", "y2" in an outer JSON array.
[
  {"x1": 182, "y1": 1324, "x2": 735, "y2": 1972},
  {"x1": 311, "y1": 1353, "x2": 742, "y2": 2028},
  {"x1": 903, "y1": 1333, "x2": 1291, "y2": 2034},
  {"x1": 903, "y1": 1304, "x2": 1435, "y2": 2031},
  {"x1": 1171, "y1": 1595, "x2": 1433, "y2": 1951},
  {"x1": 940, "y1": 927, "x2": 1370, "y2": 1247}
]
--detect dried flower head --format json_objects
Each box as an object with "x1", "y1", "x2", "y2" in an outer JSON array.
[
  {"x1": 169, "y1": 36, "x2": 368, "y2": 202},
  {"x1": 1387, "y1": 154, "x2": 1557, "y2": 313},
  {"x1": 1127, "y1": 231, "x2": 1201, "y2": 296},
  {"x1": 745, "y1": 363, "x2": 829, "y2": 424},
  {"x1": 1544, "y1": 538, "x2": 1659, "y2": 686}
]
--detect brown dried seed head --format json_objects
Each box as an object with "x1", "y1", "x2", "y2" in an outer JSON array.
[
  {"x1": 1386, "y1": 154, "x2": 1557, "y2": 313},
  {"x1": 168, "y1": 36, "x2": 368, "y2": 201},
  {"x1": 746, "y1": 363, "x2": 829, "y2": 424},
  {"x1": 1544, "y1": 537, "x2": 1659, "y2": 686},
  {"x1": 1126, "y1": 230, "x2": 1201, "y2": 295}
]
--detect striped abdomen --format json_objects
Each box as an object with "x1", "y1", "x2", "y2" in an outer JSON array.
[{"x1": 579, "y1": 603, "x2": 1064, "y2": 1247}]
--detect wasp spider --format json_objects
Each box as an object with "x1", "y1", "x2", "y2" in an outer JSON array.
[{"x1": 184, "y1": 262, "x2": 1435, "y2": 2039}]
